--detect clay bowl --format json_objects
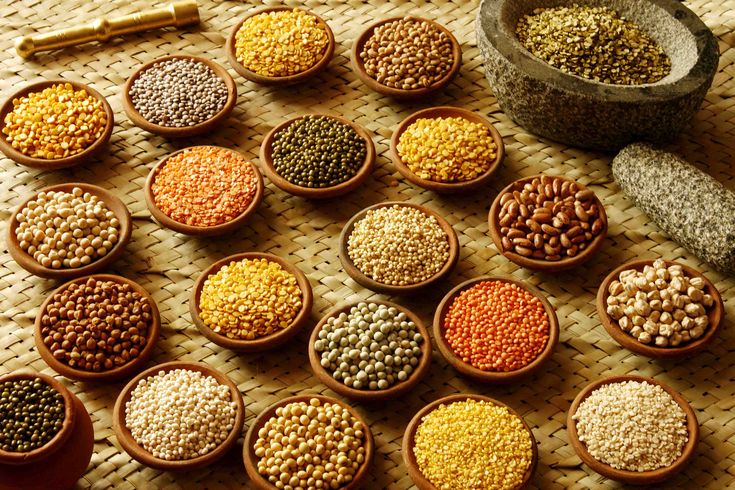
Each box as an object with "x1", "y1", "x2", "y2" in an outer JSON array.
[
  {"x1": 338, "y1": 201, "x2": 460, "y2": 295},
  {"x1": 243, "y1": 394, "x2": 374, "y2": 489},
  {"x1": 259, "y1": 114, "x2": 376, "y2": 199},
  {"x1": 597, "y1": 259, "x2": 724, "y2": 359},
  {"x1": 351, "y1": 16, "x2": 462, "y2": 99},
  {"x1": 390, "y1": 106, "x2": 505, "y2": 193},
  {"x1": 307, "y1": 301, "x2": 432, "y2": 402},
  {"x1": 433, "y1": 276, "x2": 559, "y2": 383},
  {"x1": 488, "y1": 175, "x2": 608, "y2": 272},
  {"x1": 567, "y1": 375, "x2": 699, "y2": 484},
  {"x1": 0, "y1": 79, "x2": 114, "y2": 169},
  {"x1": 226, "y1": 6, "x2": 335, "y2": 86},
  {"x1": 190, "y1": 252, "x2": 313, "y2": 352},
  {"x1": 402, "y1": 393, "x2": 538, "y2": 489},
  {"x1": 6, "y1": 182, "x2": 132, "y2": 280},
  {"x1": 112, "y1": 361, "x2": 246, "y2": 472},
  {"x1": 34, "y1": 274, "x2": 161, "y2": 382},
  {"x1": 122, "y1": 55, "x2": 237, "y2": 138},
  {"x1": 144, "y1": 146, "x2": 264, "y2": 236}
]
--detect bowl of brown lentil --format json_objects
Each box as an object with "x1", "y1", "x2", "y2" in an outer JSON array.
[
  {"x1": 390, "y1": 106, "x2": 505, "y2": 193},
  {"x1": 190, "y1": 252, "x2": 313, "y2": 352},
  {"x1": 488, "y1": 175, "x2": 608, "y2": 272},
  {"x1": 567, "y1": 375, "x2": 699, "y2": 484},
  {"x1": 34, "y1": 274, "x2": 161, "y2": 382},
  {"x1": 433, "y1": 276, "x2": 559, "y2": 383},
  {"x1": 259, "y1": 114, "x2": 375, "y2": 199},
  {"x1": 0, "y1": 80, "x2": 114, "y2": 169},
  {"x1": 144, "y1": 146, "x2": 264, "y2": 236},
  {"x1": 351, "y1": 16, "x2": 462, "y2": 99},
  {"x1": 122, "y1": 55, "x2": 237, "y2": 138},
  {"x1": 402, "y1": 394, "x2": 538, "y2": 489},
  {"x1": 243, "y1": 394, "x2": 374, "y2": 489},
  {"x1": 6, "y1": 182, "x2": 132, "y2": 280},
  {"x1": 225, "y1": 6, "x2": 335, "y2": 86},
  {"x1": 112, "y1": 361, "x2": 245, "y2": 472}
]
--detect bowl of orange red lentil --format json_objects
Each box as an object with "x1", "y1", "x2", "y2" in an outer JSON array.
[
  {"x1": 144, "y1": 146, "x2": 264, "y2": 237},
  {"x1": 433, "y1": 276, "x2": 559, "y2": 383}
]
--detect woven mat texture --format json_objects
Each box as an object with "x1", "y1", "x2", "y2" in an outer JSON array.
[{"x1": 1, "y1": 0, "x2": 734, "y2": 488}]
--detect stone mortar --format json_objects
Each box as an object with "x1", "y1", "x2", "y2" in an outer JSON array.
[{"x1": 476, "y1": 0, "x2": 719, "y2": 152}]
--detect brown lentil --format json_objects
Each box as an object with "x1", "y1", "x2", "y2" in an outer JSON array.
[{"x1": 0, "y1": 378, "x2": 65, "y2": 453}]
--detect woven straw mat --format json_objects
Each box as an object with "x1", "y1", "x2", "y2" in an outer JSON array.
[{"x1": 1, "y1": 0, "x2": 734, "y2": 488}]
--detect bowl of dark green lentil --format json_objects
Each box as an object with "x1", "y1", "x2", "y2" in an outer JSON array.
[
  {"x1": 122, "y1": 54, "x2": 237, "y2": 138},
  {"x1": 259, "y1": 114, "x2": 376, "y2": 199}
]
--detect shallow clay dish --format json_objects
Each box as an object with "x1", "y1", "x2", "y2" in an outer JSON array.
[
  {"x1": 433, "y1": 275, "x2": 559, "y2": 383},
  {"x1": 0, "y1": 79, "x2": 114, "y2": 169},
  {"x1": 122, "y1": 55, "x2": 237, "y2": 138},
  {"x1": 6, "y1": 182, "x2": 132, "y2": 280},
  {"x1": 402, "y1": 393, "x2": 538, "y2": 489},
  {"x1": 488, "y1": 175, "x2": 608, "y2": 272},
  {"x1": 34, "y1": 274, "x2": 161, "y2": 382},
  {"x1": 226, "y1": 6, "x2": 335, "y2": 86},
  {"x1": 243, "y1": 394, "x2": 374, "y2": 489},
  {"x1": 112, "y1": 361, "x2": 245, "y2": 472},
  {"x1": 308, "y1": 301, "x2": 432, "y2": 402},
  {"x1": 567, "y1": 375, "x2": 699, "y2": 485},
  {"x1": 190, "y1": 252, "x2": 313, "y2": 352},
  {"x1": 259, "y1": 114, "x2": 376, "y2": 199},
  {"x1": 338, "y1": 201, "x2": 460, "y2": 295},
  {"x1": 597, "y1": 259, "x2": 723, "y2": 359},
  {"x1": 351, "y1": 16, "x2": 462, "y2": 99},
  {"x1": 390, "y1": 106, "x2": 505, "y2": 193},
  {"x1": 144, "y1": 146, "x2": 264, "y2": 236}
]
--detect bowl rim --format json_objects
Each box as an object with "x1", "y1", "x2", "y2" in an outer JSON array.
[
  {"x1": 6, "y1": 182, "x2": 132, "y2": 280},
  {"x1": 144, "y1": 145, "x2": 264, "y2": 236},
  {"x1": 566, "y1": 374, "x2": 699, "y2": 484},
  {"x1": 338, "y1": 201, "x2": 460, "y2": 295},
  {"x1": 596, "y1": 259, "x2": 724, "y2": 359},
  {"x1": 0, "y1": 79, "x2": 114, "y2": 169},
  {"x1": 259, "y1": 113, "x2": 376, "y2": 199},
  {"x1": 307, "y1": 300, "x2": 433, "y2": 402},
  {"x1": 401, "y1": 393, "x2": 538, "y2": 489},
  {"x1": 112, "y1": 360, "x2": 246, "y2": 472},
  {"x1": 488, "y1": 174, "x2": 608, "y2": 272},
  {"x1": 33, "y1": 274, "x2": 161, "y2": 382},
  {"x1": 242, "y1": 394, "x2": 375, "y2": 489},
  {"x1": 189, "y1": 252, "x2": 314, "y2": 352},
  {"x1": 390, "y1": 105, "x2": 505, "y2": 193}
]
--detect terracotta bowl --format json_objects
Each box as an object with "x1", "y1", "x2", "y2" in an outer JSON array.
[
  {"x1": 226, "y1": 6, "x2": 335, "y2": 86},
  {"x1": 433, "y1": 276, "x2": 559, "y2": 383},
  {"x1": 351, "y1": 16, "x2": 462, "y2": 99},
  {"x1": 488, "y1": 175, "x2": 608, "y2": 272},
  {"x1": 597, "y1": 260, "x2": 724, "y2": 359},
  {"x1": 402, "y1": 393, "x2": 538, "y2": 489},
  {"x1": 144, "y1": 146, "x2": 264, "y2": 236},
  {"x1": 6, "y1": 182, "x2": 132, "y2": 280},
  {"x1": 339, "y1": 201, "x2": 459, "y2": 295},
  {"x1": 567, "y1": 375, "x2": 699, "y2": 485},
  {"x1": 34, "y1": 274, "x2": 161, "y2": 382},
  {"x1": 190, "y1": 252, "x2": 314, "y2": 352},
  {"x1": 259, "y1": 114, "x2": 376, "y2": 199},
  {"x1": 243, "y1": 394, "x2": 374, "y2": 489},
  {"x1": 307, "y1": 301, "x2": 432, "y2": 402},
  {"x1": 0, "y1": 79, "x2": 114, "y2": 169},
  {"x1": 112, "y1": 361, "x2": 246, "y2": 472},
  {"x1": 390, "y1": 106, "x2": 505, "y2": 193}
]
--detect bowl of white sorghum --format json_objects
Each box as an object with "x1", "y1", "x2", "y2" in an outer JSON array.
[
  {"x1": 308, "y1": 301, "x2": 432, "y2": 402},
  {"x1": 567, "y1": 375, "x2": 699, "y2": 485},
  {"x1": 6, "y1": 183, "x2": 132, "y2": 280},
  {"x1": 112, "y1": 361, "x2": 245, "y2": 471}
]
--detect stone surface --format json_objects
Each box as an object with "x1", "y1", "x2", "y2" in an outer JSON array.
[{"x1": 476, "y1": 0, "x2": 719, "y2": 152}]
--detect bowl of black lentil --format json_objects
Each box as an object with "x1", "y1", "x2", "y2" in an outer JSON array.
[{"x1": 259, "y1": 114, "x2": 376, "y2": 199}]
